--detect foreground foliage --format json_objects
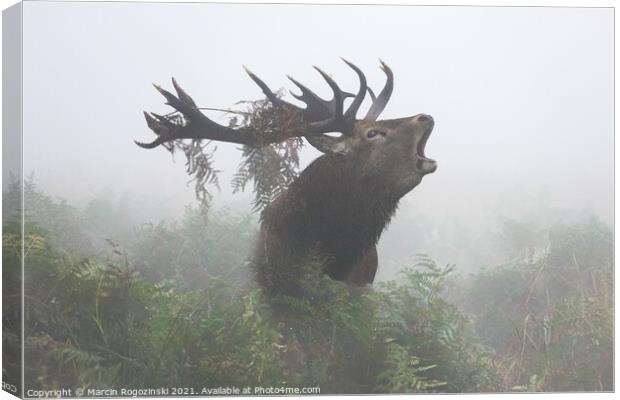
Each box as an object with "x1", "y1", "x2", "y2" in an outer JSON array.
[
  {"x1": 2, "y1": 181, "x2": 613, "y2": 393},
  {"x1": 455, "y1": 217, "x2": 613, "y2": 391}
]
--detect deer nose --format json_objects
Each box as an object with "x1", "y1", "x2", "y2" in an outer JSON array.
[{"x1": 417, "y1": 114, "x2": 433, "y2": 124}]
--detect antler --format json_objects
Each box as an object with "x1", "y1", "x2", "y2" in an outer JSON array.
[
  {"x1": 136, "y1": 78, "x2": 253, "y2": 149},
  {"x1": 365, "y1": 60, "x2": 393, "y2": 121},
  {"x1": 136, "y1": 59, "x2": 393, "y2": 151},
  {"x1": 244, "y1": 59, "x2": 367, "y2": 135}
]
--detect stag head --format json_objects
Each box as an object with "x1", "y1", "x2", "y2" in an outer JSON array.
[
  {"x1": 326, "y1": 114, "x2": 437, "y2": 198},
  {"x1": 136, "y1": 59, "x2": 437, "y2": 198}
]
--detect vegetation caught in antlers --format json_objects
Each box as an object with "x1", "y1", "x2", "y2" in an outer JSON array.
[
  {"x1": 137, "y1": 59, "x2": 394, "y2": 212},
  {"x1": 143, "y1": 95, "x2": 306, "y2": 212}
]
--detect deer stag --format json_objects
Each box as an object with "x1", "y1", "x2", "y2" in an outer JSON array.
[{"x1": 136, "y1": 59, "x2": 437, "y2": 298}]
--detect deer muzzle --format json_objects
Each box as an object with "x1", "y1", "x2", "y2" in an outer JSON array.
[{"x1": 414, "y1": 114, "x2": 437, "y2": 174}]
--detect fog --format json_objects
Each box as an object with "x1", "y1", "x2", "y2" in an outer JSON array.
[{"x1": 20, "y1": 3, "x2": 613, "y2": 276}]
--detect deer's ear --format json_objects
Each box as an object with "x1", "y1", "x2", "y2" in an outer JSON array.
[{"x1": 306, "y1": 135, "x2": 349, "y2": 155}]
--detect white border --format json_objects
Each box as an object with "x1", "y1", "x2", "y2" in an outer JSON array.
[{"x1": 0, "y1": 1, "x2": 615, "y2": 400}]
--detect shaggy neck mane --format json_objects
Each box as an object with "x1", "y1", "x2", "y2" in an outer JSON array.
[{"x1": 263, "y1": 153, "x2": 401, "y2": 264}]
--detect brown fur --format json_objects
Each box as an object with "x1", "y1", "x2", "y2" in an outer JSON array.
[{"x1": 255, "y1": 152, "x2": 402, "y2": 298}]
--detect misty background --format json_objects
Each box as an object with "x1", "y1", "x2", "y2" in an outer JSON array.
[{"x1": 20, "y1": 3, "x2": 613, "y2": 278}]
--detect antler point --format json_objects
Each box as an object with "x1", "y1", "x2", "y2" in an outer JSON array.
[
  {"x1": 134, "y1": 139, "x2": 155, "y2": 149},
  {"x1": 313, "y1": 65, "x2": 328, "y2": 77},
  {"x1": 379, "y1": 59, "x2": 391, "y2": 72},
  {"x1": 242, "y1": 65, "x2": 254, "y2": 76}
]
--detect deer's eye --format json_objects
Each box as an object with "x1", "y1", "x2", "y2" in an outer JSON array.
[{"x1": 366, "y1": 129, "x2": 385, "y2": 139}]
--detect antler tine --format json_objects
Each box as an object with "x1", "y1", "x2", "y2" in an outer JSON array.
[
  {"x1": 365, "y1": 60, "x2": 394, "y2": 121},
  {"x1": 135, "y1": 112, "x2": 170, "y2": 149},
  {"x1": 367, "y1": 87, "x2": 377, "y2": 103},
  {"x1": 243, "y1": 66, "x2": 284, "y2": 106},
  {"x1": 312, "y1": 66, "x2": 344, "y2": 118},
  {"x1": 286, "y1": 75, "x2": 334, "y2": 121},
  {"x1": 341, "y1": 58, "x2": 367, "y2": 121},
  {"x1": 172, "y1": 77, "x2": 197, "y2": 109},
  {"x1": 152, "y1": 83, "x2": 194, "y2": 115}
]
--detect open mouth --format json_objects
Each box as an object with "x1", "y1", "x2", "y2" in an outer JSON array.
[{"x1": 415, "y1": 126, "x2": 437, "y2": 174}]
